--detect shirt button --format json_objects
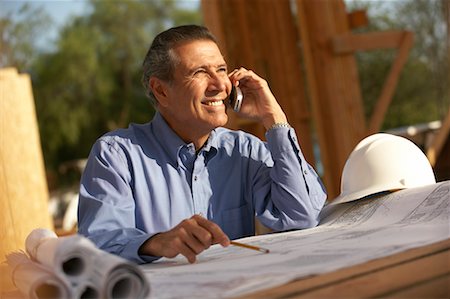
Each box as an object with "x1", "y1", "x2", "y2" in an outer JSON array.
[{"x1": 194, "y1": 176, "x2": 198, "y2": 181}]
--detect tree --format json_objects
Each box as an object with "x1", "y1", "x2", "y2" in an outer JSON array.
[
  {"x1": 0, "y1": 4, "x2": 51, "y2": 71},
  {"x1": 28, "y1": 0, "x2": 201, "y2": 188},
  {"x1": 394, "y1": 0, "x2": 449, "y2": 120},
  {"x1": 348, "y1": 0, "x2": 449, "y2": 129}
]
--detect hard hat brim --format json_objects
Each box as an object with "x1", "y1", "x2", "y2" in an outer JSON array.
[{"x1": 331, "y1": 184, "x2": 403, "y2": 205}]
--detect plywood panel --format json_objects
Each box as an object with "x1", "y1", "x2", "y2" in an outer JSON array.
[{"x1": 0, "y1": 68, "x2": 53, "y2": 263}]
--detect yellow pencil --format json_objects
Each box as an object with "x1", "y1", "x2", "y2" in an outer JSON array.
[{"x1": 230, "y1": 241, "x2": 270, "y2": 253}]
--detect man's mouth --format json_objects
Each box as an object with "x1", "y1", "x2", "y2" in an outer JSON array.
[{"x1": 203, "y1": 99, "x2": 224, "y2": 107}]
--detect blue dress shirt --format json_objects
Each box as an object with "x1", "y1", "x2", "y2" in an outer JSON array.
[{"x1": 78, "y1": 112, "x2": 326, "y2": 263}]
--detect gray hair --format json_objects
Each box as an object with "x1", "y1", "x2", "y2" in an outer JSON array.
[{"x1": 141, "y1": 25, "x2": 218, "y2": 106}]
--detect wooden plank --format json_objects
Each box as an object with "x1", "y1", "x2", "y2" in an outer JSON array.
[
  {"x1": 241, "y1": 239, "x2": 450, "y2": 298},
  {"x1": 296, "y1": 0, "x2": 336, "y2": 197},
  {"x1": 331, "y1": 30, "x2": 414, "y2": 135},
  {"x1": 0, "y1": 69, "x2": 53, "y2": 263},
  {"x1": 427, "y1": 107, "x2": 450, "y2": 166},
  {"x1": 332, "y1": 31, "x2": 405, "y2": 54},
  {"x1": 347, "y1": 10, "x2": 368, "y2": 29},
  {"x1": 252, "y1": 0, "x2": 314, "y2": 163},
  {"x1": 382, "y1": 274, "x2": 450, "y2": 298},
  {"x1": 296, "y1": 0, "x2": 366, "y2": 198},
  {"x1": 369, "y1": 31, "x2": 414, "y2": 133},
  {"x1": 295, "y1": 0, "x2": 325, "y2": 169},
  {"x1": 0, "y1": 67, "x2": 18, "y2": 78},
  {"x1": 201, "y1": 0, "x2": 227, "y2": 56},
  {"x1": 292, "y1": 247, "x2": 450, "y2": 298}
]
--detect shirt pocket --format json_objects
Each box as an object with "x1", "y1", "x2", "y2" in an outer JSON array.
[{"x1": 221, "y1": 204, "x2": 254, "y2": 239}]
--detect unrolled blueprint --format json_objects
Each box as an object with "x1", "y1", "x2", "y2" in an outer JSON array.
[{"x1": 141, "y1": 181, "x2": 450, "y2": 298}]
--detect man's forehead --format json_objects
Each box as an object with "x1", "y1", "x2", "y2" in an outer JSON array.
[{"x1": 172, "y1": 40, "x2": 226, "y2": 66}]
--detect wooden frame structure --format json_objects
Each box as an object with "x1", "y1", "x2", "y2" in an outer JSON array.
[
  {"x1": 202, "y1": 0, "x2": 316, "y2": 165},
  {"x1": 202, "y1": 0, "x2": 415, "y2": 199}
]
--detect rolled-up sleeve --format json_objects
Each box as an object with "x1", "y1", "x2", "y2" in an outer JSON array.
[{"x1": 253, "y1": 127, "x2": 327, "y2": 231}]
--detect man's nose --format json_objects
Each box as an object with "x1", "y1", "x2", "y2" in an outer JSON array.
[{"x1": 207, "y1": 73, "x2": 228, "y2": 93}]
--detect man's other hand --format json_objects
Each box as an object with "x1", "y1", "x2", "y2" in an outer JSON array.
[{"x1": 139, "y1": 214, "x2": 230, "y2": 263}]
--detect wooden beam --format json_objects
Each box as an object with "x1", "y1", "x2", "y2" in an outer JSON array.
[
  {"x1": 368, "y1": 31, "x2": 414, "y2": 133},
  {"x1": 331, "y1": 29, "x2": 415, "y2": 138},
  {"x1": 427, "y1": 107, "x2": 450, "y2": 166},
  {"x1": 252, "y1": 0, "x2": 314, "y2": 162},
  {"x1": 332, "y1": 31, "x2": 408, "y2": 54},
  {"x1": 202, "y1": 0, "x2": 315, "y2": 164},
  {"x1": 0, "y1": 68, "x2": 53, "y2": 264},
  {"x1": 296, "y1": 0, "x2": 367, "y2": 198},
  {"x1": 347, "y1": 9, "x2": 369, "y2": 29},
  {"x1": 201, "y1": 0, "x2": 227, "y2": 57},
  {"x1": 202, "y1": 0, "x2": 264, "y2": 136}
]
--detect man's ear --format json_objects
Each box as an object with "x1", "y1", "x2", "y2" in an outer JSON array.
[{"x1": 149, "y1": 77, "x2": 170, "y2": 107}]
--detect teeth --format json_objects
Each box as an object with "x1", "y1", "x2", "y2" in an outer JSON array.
[{"x1": 205, "y1": 100, "x2": 223, "y2": 106}]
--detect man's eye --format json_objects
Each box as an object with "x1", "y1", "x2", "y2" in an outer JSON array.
[
  {"x1": 193, "y1": 69, "x2": 207, "y2": 75},
  {"x1": 218, "y1": 67, "x2": 227, "y2": 73}
]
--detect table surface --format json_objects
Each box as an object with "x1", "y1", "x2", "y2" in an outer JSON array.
[
  {"x1": 2, "y1": 240, "x2": 449, "y2": 298},
  {"x1": 239, "y1": 238, "x2": 450, "y2": 298}
]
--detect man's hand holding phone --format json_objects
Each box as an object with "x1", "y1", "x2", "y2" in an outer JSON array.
[{"x1": 228, "y1": 68, "x2": 288, "y2": 130}]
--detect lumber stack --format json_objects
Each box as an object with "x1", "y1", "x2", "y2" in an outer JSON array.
[{"x1": 0, "y1": 68, "x2": 53, "y2": 290}]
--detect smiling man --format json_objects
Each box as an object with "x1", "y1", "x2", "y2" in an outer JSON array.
[{"x1": 77, "y1": 25, "x2": 327, "y2": 264}]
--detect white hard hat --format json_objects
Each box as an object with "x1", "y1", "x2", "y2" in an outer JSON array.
[{"x1": 332, "y1": 133, "x2": 436, "y2": 204}]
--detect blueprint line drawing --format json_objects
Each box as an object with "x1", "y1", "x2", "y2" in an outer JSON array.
[{"x1": 141, "y1": 181, "x2": 450, "y2": 299}]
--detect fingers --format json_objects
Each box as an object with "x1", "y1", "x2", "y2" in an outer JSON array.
[
  {"x1": 176, "y1": 216, "x2": 230, "y2": 262},
  {"x1": 180, "y1": 217, "x2": 214, "y2": 250},
  {"x1": 140, "y1": 215, "x2": 230, "y2": 264},
  {"x1": 192, "y1": 214, "x2": 230, "y2": 247},
  {"x1": 228, "y1": 67, "x2": 258, "y2": 86},
  {"x1": 228, "y1": 67, "x2": 271, "y2": 99},
  {"x1": 171, "y1": 226, "x2": 204, "y2": 263},
  {"x1": 227, "y1": 67, "x2": 286, "y2": 126}
]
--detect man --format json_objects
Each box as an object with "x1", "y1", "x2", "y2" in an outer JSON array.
[{"x1": 78, "y1": 25, "x2": 327, "y2": 264}]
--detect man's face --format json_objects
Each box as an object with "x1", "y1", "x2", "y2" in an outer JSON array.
[{"x1": 158, "y1": 39, "x2": 231, "y2": 142}]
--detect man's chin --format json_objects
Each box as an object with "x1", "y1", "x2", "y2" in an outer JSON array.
[{"x1": 218, "y1": 114, "x2": 229, "y2": 128}]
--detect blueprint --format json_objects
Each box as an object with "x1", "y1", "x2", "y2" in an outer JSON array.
[{"x1": 141, "y1": 181, "x2": 450, "y2": 298}]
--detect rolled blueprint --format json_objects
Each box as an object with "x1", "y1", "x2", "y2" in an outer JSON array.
[
  {"x1": 6, "y1": 251, "x2": 71, "y2": 299},
  {"x1": 92, "y1": 252, "x2": 150, "y2": 299},
  {"x1": 25, "y1": 228, "x2": 150, "y2": 299},
  {"x1": 26, "y1": 228, "x2": 97, "y2": 287}
]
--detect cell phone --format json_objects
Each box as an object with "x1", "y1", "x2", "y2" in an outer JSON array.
[{"x1": 229, "y1": 86, "x2": 243, "y2": 112}]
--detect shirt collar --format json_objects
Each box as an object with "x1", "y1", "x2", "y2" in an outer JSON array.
[
  {"x1": 150, "y1": 112, "x2": 186, "y2": 166},
  {"x1": 202, "y1": 129, "x2": 218, "y2": 163},
  {"x1": 150, "y1": 112, "x2": 219, "y2": 166}
]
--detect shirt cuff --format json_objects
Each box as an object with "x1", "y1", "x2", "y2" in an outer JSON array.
[
  {"x1": 122, "y1": 233, "x2": 161, "y2": 264},
  {"x1": 265, "y1": 127, "x2": 299, "y2": 159}
]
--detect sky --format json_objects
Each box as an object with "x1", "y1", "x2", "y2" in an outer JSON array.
[
  {"x1": 0, "y1": 0, "x2": 200, "y2": 50},
  {"x1": 1, "y1": 0, "x2": 92, "y2": 48},
  {"x1": 1, "y1": 0, "x2": 89, "y2": 25},
  {"x1": 0, "y1": 0, "x2": 200, "y2": 22}
]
